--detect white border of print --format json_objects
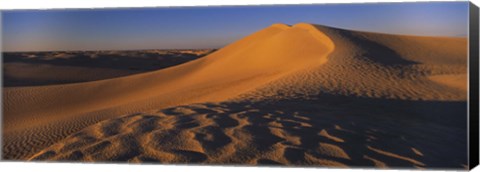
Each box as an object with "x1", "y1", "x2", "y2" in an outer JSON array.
[{"x1": 0, "y1": 0, "x2": 478, "y2": 172}]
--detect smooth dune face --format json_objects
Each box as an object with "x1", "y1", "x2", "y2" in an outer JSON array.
[
  {"x1": 2, "y1": 23, "x2": 467, "y2": 169},
  {"x1": 238, "y1": 26, "x2": 467, "y2": 102},
  {"x1": 3, "y1": 23, "x2": 334, "y2": 159}
]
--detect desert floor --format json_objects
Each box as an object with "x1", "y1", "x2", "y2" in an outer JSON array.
[{"x1": 2, "y1": 23, "x2": 468, "y2": 169}]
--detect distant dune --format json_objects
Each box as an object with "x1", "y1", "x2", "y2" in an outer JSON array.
[
  {"x1": 3, "y1": 50, "x2": 213, "y2": 86},
  {"x1": 2, "y1": 23, "x2": 467, "y2": 169}
]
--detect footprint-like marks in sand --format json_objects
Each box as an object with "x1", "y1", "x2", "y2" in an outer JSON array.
[
  {"x1": 27, "y1": 101, "x2": 463, "y2": 169},
  {"x1": 194, "y1": 126, "x2": 232, "y2": 153}
]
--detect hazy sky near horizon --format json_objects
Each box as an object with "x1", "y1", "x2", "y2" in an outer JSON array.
[{"x1": 2, "y1": 2, "x2": 469, "y2": 51}]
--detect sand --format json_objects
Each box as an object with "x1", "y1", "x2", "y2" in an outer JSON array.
[
  {"x1": 3, "y1": 49, "x2": 212, "y2": 87},
  {"x1": 2, "y1": 23, "x2": 468, "y2": 169}
]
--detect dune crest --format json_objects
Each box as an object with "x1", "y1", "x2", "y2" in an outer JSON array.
[
  {"x1": 3, "y1": 23, "x2": 467, "y2": 169},
  {"x1": 238, "y1": 25, "x2": 467, "y2": 101},
  {"x1": 3, "y1": 23, "x2": 335, "y2": 159}
]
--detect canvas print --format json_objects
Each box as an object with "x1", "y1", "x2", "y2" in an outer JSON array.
[{"x1": 1, "y1": 1, "x2": 475, "y2": 170}]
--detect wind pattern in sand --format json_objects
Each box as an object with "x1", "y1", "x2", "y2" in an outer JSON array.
[{"x1": 2, "y1": 23, "x2": 467, "y2": 169}]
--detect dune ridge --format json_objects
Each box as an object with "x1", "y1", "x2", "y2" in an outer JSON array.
[
  {"x1": 237, "y1": 25, "x2": 466, "y2": 101},
  {"x1": 3, "y1": 23, "x2": 467, "y2": 169},
  {"x1": 3, "y1": 23, "x2": 334, "y2": 159}
]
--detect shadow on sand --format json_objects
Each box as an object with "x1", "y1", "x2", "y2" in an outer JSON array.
[{"x1": 29, "y1": 93, "x2": 467, "y2": 169}]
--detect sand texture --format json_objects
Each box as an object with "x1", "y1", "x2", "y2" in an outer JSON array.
[{"x1": 2, "y1": 23, "x2": 467, "y2": 169}]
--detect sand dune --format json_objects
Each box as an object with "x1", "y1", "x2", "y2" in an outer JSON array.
[
  {"x1": 4, "y1": 62, "x2": 138, "y2": 86},
  {"x1": 3, "y1": 23, "x2": 467, "y2": 169},
  {"x1": 3, "y1": 50, "x2": 211, "y2": 87},
  {"x1": 429, "y1": 74, "x2": 467, "y2": 92},
  {"x1": 237, "y1": 25, "x2": 466, "y2": 101}
]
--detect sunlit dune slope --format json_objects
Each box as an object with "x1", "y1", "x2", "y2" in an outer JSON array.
[
  {"x1": 3, "y1": 23, "x2": 467, "y2": 168},
  {"x1": 238, "y1": 25, "x2": 467, "y2": 101},
  {"x1": 3, "y1": 23, "x2": 335, "y2": 159}
]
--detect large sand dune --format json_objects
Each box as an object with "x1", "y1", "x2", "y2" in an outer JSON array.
[{"x1": 2, "y1": 23, "x2": 467, "y2": 169}]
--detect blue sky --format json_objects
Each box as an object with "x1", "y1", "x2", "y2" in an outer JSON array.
[{"x1": 1, "y1": 2, "x2": 469, "y2": 51}]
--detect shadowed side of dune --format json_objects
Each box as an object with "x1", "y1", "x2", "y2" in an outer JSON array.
[
  {"x1": 3, "y1": 50, "x2": 212, "y2": 87},
  {"x1": 28, "y1": 94, "x2": 467, "y2": 169},
  {"x1": 3, "y1": 22, "x2": 467, "y2": 169},
  {"x1": 2, "y1": 23, "x2": 335, "y2": 160},
  {"x1": 238, "y1": 24, "x2": 467, "y2": 102}
]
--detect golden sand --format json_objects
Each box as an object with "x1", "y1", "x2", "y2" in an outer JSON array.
[{"x1": 3, "y1": 23, "x2": 467, "y2": 168}]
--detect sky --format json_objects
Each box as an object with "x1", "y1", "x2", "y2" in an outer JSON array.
[{"x1": 1, "y1": 1, "x2": 469, "y2": 52}]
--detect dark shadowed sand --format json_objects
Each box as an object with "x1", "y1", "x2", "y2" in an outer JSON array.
[
  {"x1": 3, "y1": 49, "x2": 214, "y2": 87},
  {"x1": 2, "y1": 23, "x2": 468, "y2": 169}
]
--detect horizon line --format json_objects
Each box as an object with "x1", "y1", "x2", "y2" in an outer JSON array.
[{"x1": 2, "y1": 22, "x2": 468, "y2": 52}]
